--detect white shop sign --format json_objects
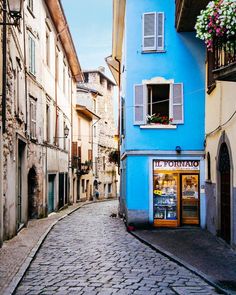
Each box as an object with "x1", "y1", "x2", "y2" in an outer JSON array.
[{"x1": 153, "y1": 160, "x2": 200, "y2": 171}]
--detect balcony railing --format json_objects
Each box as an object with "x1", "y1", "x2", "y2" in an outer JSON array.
[
  {"x1": 175, "y1": 0, "x2": 209, "y2": 32},
  {"x1": 212, "y1": 38, "x2": 236, "y2": 81}
]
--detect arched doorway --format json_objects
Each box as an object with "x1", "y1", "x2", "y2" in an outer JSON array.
[
  {"x1": 28, "y1": 167, "x2": 38, "y2": 219},
  {"x1": 219, "y1": 143, "x2": 231, "y2": 243}
]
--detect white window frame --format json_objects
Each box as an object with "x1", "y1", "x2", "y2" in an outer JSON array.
[
  {"x1": 30, "y1": 98, "x2": 36, "y2": 139},
  {"x1": 142, "y1": 12, "x2": 165, "y2": 52},
  {"x1": 134, "y1": 82, "x2": 184, "y2": 125},
  {"x1": 28, "y1": 34, "x2": 36, "y2": 75}
]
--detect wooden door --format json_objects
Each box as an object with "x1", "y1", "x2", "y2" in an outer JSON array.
[{"x1": 219, "y1": 143, "x2": 231, "y2": 244}]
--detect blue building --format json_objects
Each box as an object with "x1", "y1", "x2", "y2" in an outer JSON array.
[{"x1": 107, "y1": 0, "x2": 206, "y2": 228}]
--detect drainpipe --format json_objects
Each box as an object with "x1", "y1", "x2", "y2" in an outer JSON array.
[
  {"x1": 22, "y1": 6, "x2": 28, "y2": 134},
  {"x1": 115, "y1": 57, "x2": 121, "y2": 175}
]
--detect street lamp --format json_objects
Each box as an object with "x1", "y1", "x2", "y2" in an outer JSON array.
[
  {"x1": 1, "y1": 0, "x2": 23, "y2": 134},
  {"x1": 8, "y1": 0, "x2": 23, "y2": 21},
  {"x1": 64, "y1": 125, "x2": 69, "y2": 138},
  {"x1": 54, "y1": 125, "x2": 70, "y2": 139}
]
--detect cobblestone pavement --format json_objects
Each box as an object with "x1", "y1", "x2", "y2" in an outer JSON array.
[{"x1": 15, "y1": 201, "x2": 222, "y2": 295}]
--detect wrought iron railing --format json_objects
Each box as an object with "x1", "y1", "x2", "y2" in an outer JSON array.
[{"x1": 213, "y1": 37, "x2": 236, "y2": 70}]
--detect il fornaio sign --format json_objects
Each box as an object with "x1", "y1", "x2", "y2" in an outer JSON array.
[{"x1": 153, "y1": 160, "x2": 200, "y2": 170}]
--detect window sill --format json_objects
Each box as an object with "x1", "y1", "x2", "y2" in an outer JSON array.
[
  {"x1": 140, "y1": 124, "x2": 177, "y2": 129},
  {"x1": 142, "y1": 50, "x2": 166, "y2": 54}
]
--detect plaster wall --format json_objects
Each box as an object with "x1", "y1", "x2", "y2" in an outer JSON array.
[{"x1": 122, "y1": 0, "x2": 205, "y2": 153}]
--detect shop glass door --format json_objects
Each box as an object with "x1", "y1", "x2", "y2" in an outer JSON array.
[
  {"x1": 153, "y1": 173, "x2": 179, "y2": 226},
  {"x1": 181, "y1": 174, "x2": 199, "y2": 225}
]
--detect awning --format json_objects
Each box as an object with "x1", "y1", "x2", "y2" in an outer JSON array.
[{"x1": 105, "y1": 56, "x2": 120, "y2": 86}]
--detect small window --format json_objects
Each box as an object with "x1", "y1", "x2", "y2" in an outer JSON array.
[
  {"x1": 30, "y1": 98, "x2": 36, "y2": 139},
  {"x1": 46, "y1": 103, "x2": 50, "y2": 142},
  {"x1": 134, "y1": 83, "x2": 184, "y2": 125},
  {"x1": 29, "y1": 35, "x2": 36, "y2": 75},
  {"x1": 84, "y1": 73, "x2": 89, "y2": 83},
  {"x1": 142, "y1": 12, "x2": 164, "y2": 52}
]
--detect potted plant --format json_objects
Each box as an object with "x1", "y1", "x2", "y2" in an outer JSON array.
[
  {"x1": 195, "y1": 0, "x2": 236, "y2": 51},
  {"x1": 147, "y1": 113, "x2": 173, "y2": 125}
]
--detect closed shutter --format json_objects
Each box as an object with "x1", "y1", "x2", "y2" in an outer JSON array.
[
  {"x1": 134, "y1": 84, "x2": 147, "y2": 125},
  {"x1": 170, "y1": 83, "x2": 184, "y2": 124},
  {"x1": 143, "y1": 12, "x2": 156, "y2": 51},
  {"x1": 78, "y1": 146, "x2": 81, "y2": 158},
  {"x1": 88, "y1": 149, "x2": 92, "y2": 162},
  {"x1": 72, "y1": 142, "x2": 78, "y2": 168},
  {"x1": 157, "y1": 13, "x2": 164, "y2": 51}
]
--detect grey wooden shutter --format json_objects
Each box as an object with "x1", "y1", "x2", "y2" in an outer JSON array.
[
  {"x1": 157, "y1": 13, "x2": 164, "y2": 51},
  {"x1": 134, "y1": 85, "x2": 146, "y2": 125},
  {"x1": 143, "y1": 12, "x2": 156, "y2": 51},
  {"x1": 170, "y1": 83, "x2": 184, "y2": 124}
]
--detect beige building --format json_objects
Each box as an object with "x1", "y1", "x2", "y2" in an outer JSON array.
[
  {"x1": 79, "y1": 68, "x2": 119, "y2": 199},
  {"x1": 72, "y1": 85, "x2": 100, "y2": 202},
  {"x1": 205, "y1": 51, "x2": 236, "y2": 247},
  {"x1": 0, "y1": 0, "x2": 82, "y2": 245}
]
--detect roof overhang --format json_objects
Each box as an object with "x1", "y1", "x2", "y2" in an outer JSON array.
[
  {"x1": 75, "y1": 105, "x2": 100, "y2": 120},
  {"x1": 77, "y1": 85, "x2": 103, "y2": 97},
  {"x1": 106, "y1": 0, "x2": 126, "y2": 86},
  {"x1": 45, "y1": 0, "x2": 83, "y2": 82}
]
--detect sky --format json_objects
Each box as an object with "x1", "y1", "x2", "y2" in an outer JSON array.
[{"x1": 61, "y1": 0, "x2": 113, "y2": 73}]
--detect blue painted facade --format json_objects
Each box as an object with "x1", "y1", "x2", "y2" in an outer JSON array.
[{"x1": 120, "y1": 0, "x2": 206, "y2": 228}]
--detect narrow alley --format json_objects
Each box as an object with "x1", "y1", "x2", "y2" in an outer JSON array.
[{"x1": 14, "y1": 201, "x2": 220, "y2": 295}]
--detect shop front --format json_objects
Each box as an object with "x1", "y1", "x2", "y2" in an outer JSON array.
[{"x1": 153, "y1": 160, "x2": 200, "y2": 227}]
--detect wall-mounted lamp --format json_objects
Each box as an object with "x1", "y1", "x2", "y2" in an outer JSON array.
[
  {"x1": 54, "y1": 125, "x2": 70, "y2": 139},
  {"x1": 175, "y1": 146, "x2": 181, "y2": 154},
  {"x1": 8, "y1": 0, "x2": 23, "y2": 22}
]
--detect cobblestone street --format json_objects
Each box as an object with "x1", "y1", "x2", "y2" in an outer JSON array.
[{"x1": 14, "y1": 201, "x2": 221, "y2": 295}]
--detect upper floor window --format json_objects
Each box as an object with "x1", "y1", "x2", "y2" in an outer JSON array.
[
  {"x1": 28, "y1": 35, "x2": 36, "y2": 75},
  {"x1": 134, "y1": 83, "x2": 183, "y2": 125},
  {"x1": 46, "y1": 31, "x2": 50, "y2": 67},
  {"x1": 142, "y1": 12, "x2": 164, "y2": 52},
  {"x1": 84, "y1": 72, "x2": 89, "y2": 83},
  {"x1": 28, "y1": 0, "x2": 33, "y2": 12},
  {"x1": 30, "y1": 97, "x2": 36, "y2": 139}
]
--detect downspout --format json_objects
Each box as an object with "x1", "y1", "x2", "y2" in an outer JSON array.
[
  {"x1": 54, "y1": 43, "x2": 58, "y2": 145},
  {"x1": 22, "y1": 6, "x2": 28, "y2": 134},
  {"x1": 115, "y1": 57, "x2": 121, "y2": 175}
]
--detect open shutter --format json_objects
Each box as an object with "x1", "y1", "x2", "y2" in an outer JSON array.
[
  {"x1": 143, "y1": 12, "x2": 156, "y2": 51},
  {"x1": 157, "y1": 13, "x2": 164, "y2": 51},
  {"x1": 134, "y1": 85, "x2": 147, "y2": 125},
  {"x1": 170, "y1": 83, "x2": 184, "y2": 124}
]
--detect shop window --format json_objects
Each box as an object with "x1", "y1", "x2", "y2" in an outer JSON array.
[
  {"x1": 134, "y1": 83, "x2": 184, "y2": 125},
  {"x1": 207, "y1": 152, "x2": 211, "y2": 181}
]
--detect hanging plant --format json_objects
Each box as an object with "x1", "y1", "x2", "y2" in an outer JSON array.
[
  {"x1": 195, "y1": 0, "x2": 236, "y2": 50},
  {"x1": 108, "y1": 150, "x2": 120, "y2": 165}
]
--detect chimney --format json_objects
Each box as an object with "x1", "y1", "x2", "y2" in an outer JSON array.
[{"x1": 98, "y1": 66, "x2": 105, "y2": 74}]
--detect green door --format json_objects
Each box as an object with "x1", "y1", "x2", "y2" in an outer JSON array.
[{"x1": 48, "y1": 175, "x2": 55, "y2": 214}]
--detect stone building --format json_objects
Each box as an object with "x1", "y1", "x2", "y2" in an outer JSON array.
[
  {"x1": 71, "y1": 85, "x2": 100, "y2": 202},
  {"x1": 79, "y1": 68, "x2": 119, "y2": 199},
  {"x1": 0, "y1": 0, "x2": 82, "y2": 245}
]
